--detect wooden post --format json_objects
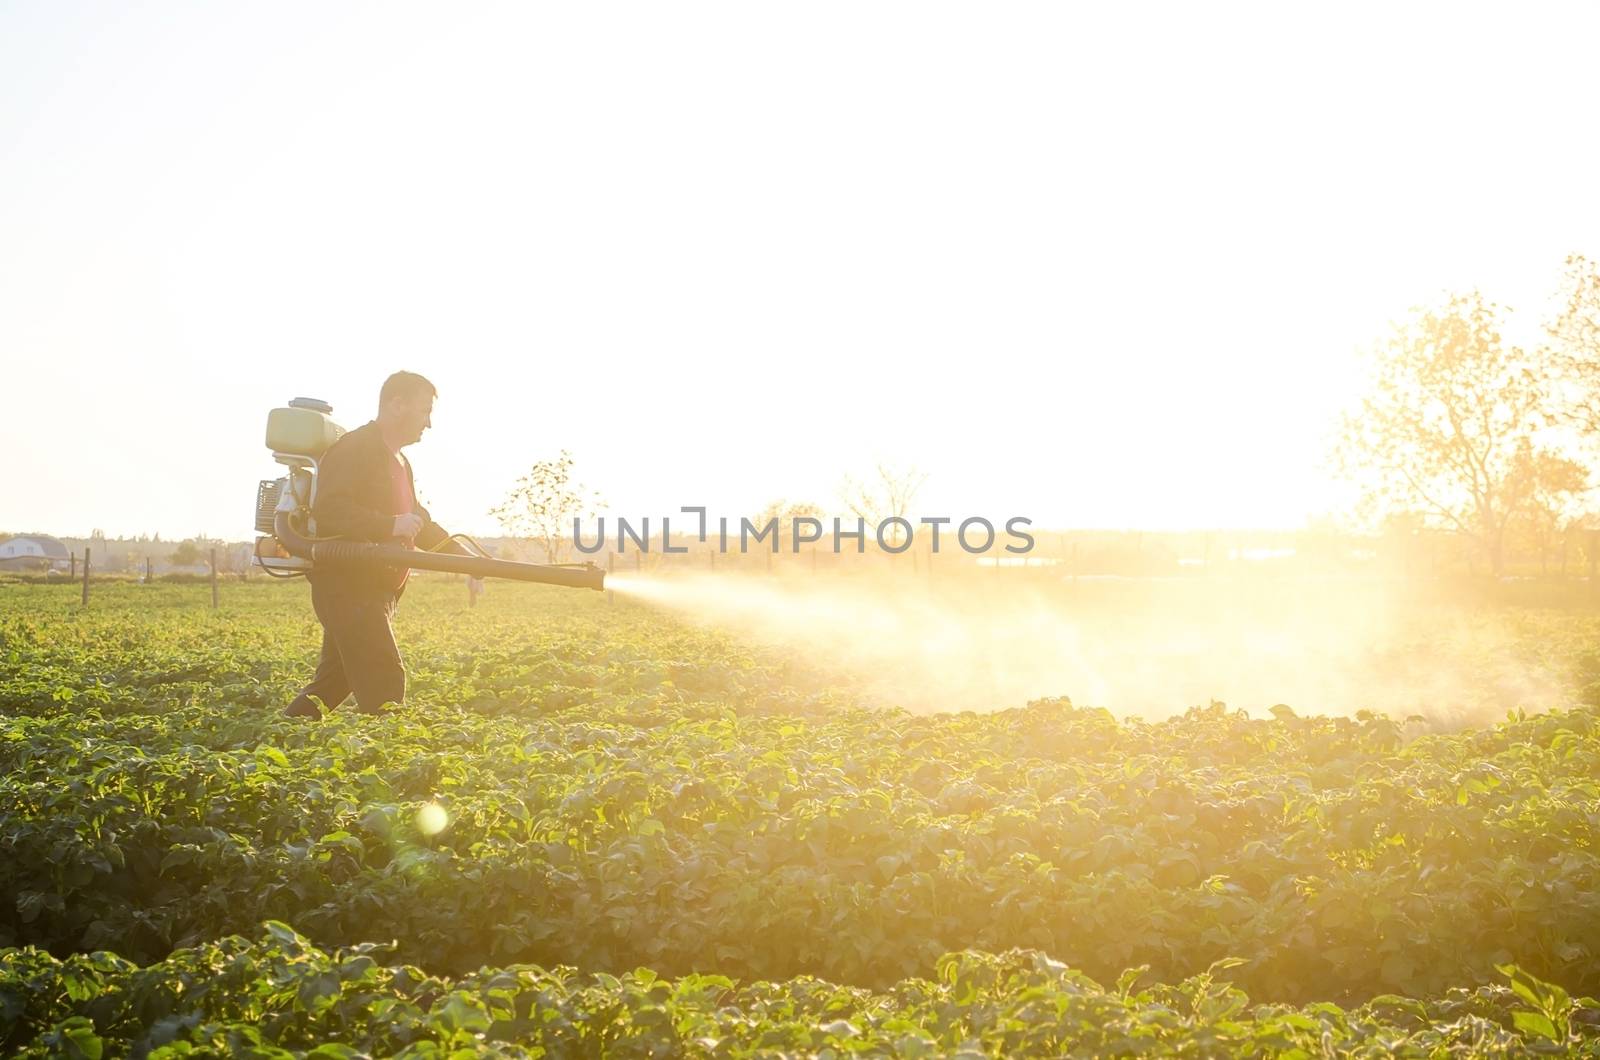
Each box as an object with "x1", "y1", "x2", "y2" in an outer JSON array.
[
  {"x1": 467, "y1": 575, "x2": 480, "y2": 608},
  {"x1": 210, "y1": 548, "x2": 219, "y2": 608},
  {"x1": 81, "y1": 547, "x2": 90, "y2": 606},
  {"x1": 70, "y1": 552, "x2": 77, "y2": 579},
  {"x1": 146, "y1": 557, "x2": 153, "y2": 584}
]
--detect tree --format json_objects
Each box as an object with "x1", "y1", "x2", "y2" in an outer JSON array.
[
  {"x1": 753, "y1": 499, "x2": 824, "y2": 550},
  {"x1": 490, "y1": 451, "x2": 603, "y2": 565},
  {"x1": 752, "y1": 499, "x2": 819, "y2": 528},
  {"x1": 1335, "y1": 291, "x2": 1570, "y2": 576},
  {"x1": 1548, "y1": 253, "x2": 1600, "y2": 433},
  {"x1": 88, "y1": 529, "x2": 115, "y2": 570},
  {"x1": 840, "y1": 464, "x2": 927, "y2": 549},
  {"x1": 1503, "y1": 438, "x2": 1588, "y2": 573},
  {"x1": 169, "y1": 538, "x2": 204, "y2": 567}
]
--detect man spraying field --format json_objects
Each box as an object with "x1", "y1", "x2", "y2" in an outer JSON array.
[{"x1": 284, "y1": 371, "x2": 476, "y2": 718}]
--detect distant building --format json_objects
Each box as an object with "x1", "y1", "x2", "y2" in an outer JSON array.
[{"x1": 0, "y1": 534, "x2": 71, "y2": 571}]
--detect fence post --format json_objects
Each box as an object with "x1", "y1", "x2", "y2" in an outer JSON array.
[
  {"x1": 70, "y1": 552, "x2": 77, "y2": 579},
  {"x1": 210, "y1": 548, "x2": 219, "y2": 608},
  {"x1": 467, "y1": 575, "x2": 480, "y2": 608},
  {"x1": 146, "y1": 557, "x2": 153, "y2": 584},
  {"x1": 81, "y1": 548, "x2": 91, "y2": 607}
]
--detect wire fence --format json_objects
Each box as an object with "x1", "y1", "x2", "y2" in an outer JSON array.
[{"x1": 18, "y1": 526, "x2": 1600, "y2": 608}]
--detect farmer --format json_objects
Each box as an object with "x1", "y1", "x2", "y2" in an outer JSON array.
[{"x1": 284, "y1": 371, "x2": 475, "y2": 718}]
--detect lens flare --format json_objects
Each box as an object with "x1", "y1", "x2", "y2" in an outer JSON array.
[{"x1": 416, "y1": 802, "x2": 449, "y2": 836}]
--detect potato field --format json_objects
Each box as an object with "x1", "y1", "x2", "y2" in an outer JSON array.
[{"x1": 2, "y1": 579, "x2": 1599, "y2": 1056}]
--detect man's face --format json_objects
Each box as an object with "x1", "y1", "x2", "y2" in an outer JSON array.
[{"x1": 388, "y1": 393, "x2": 434, "y2": 447}]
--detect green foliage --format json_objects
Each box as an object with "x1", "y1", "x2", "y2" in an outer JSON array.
[
  {"x1": 3, "y1": 580, "x2": 1600, "y2": 1054},
  {"x1": 5, "y1": 926, "x2": 1598, "y2": 1057}
]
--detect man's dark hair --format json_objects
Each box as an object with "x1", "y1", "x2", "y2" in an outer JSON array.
[{"x1": 379, "y1": 371, "x2": 437, "y2": 408}]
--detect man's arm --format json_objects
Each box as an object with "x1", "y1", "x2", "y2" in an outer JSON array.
[
  {"x1": 312, "y1": 437, "x2": 393, "y2": 541},
  {"x1": 415, "y1": 514, "x2": 473, "y2": 555},
  {"x1": 408, "y1": 477, "x2": 473, "y2": 556}
]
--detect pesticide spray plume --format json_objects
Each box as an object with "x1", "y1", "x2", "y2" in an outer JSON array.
[
  {"x1": 610, "y1": 568, "x2": 1575, "y2": 724},
  {"x1": 601, "y1": 574, "x2": 650, "y2": 596}
]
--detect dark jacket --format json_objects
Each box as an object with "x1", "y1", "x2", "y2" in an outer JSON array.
[{"x1": 311, "y1": 421, "x2": 457, "y2": 593}]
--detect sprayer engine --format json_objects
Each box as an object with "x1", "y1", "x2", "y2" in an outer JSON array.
[
  {"x1": 252, "y1": 397, "x2": 341, "y2": 575},
  {"x1": 253, "y1": 396, "x2": 604, "y2": 591}
]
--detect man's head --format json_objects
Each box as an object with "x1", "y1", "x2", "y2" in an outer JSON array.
[{"x1": 377, "y1": 371, "x2": 437, "y2": 448}]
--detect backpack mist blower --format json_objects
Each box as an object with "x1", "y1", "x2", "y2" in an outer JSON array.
[{"x1": 252, "y1": 397, "x2": 604, "y2": 591}]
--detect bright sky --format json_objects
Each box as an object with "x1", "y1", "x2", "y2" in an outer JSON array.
[{"x1": 3, "y1": 2, "x2": 1598, "y2": 540}]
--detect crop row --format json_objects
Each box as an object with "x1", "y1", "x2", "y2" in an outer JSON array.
[
  {"x1": 4, "y1": 582, "x2": 1600, "y2": 1016},
  {"x1": 5, "y1": 923, "x2": 1597, "y2": 1057},
  {"x1": 3, "y1": 690, "x2": 1598, "y2": 1003}
]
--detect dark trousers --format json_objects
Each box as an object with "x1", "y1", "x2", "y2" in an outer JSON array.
[{"x1": 288, "y1": 576, "x2": 405, "y2": 715}]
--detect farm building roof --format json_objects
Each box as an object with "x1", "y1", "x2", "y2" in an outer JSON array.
[{"x1": 0, "y1": 534, "x2": 71, "y2": 558}]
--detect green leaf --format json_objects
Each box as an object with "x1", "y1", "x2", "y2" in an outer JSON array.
[
  {"x1": 1380, "y1": 954, "x2": 1415, "y2": 988},
  {"x1": 59, "y1": 970, "x2": 98, "y2": 1003},
  {"x1": 434, "y1": 994, "x2": 492, "y2": 1034},
  {"x1": 299, "y1": 971, "x2": 343, "y2": 1013},
  {"x1": 17, "y1": 891, "x2": 47, "y2": 923},
  {"x1": 1513, "y1": 1010, "x2": 1559, "y2": 1041},
  {"x1": 1498, "y1": 963, "x2": 1570, "y2": 1016},
  {"x1": 1116, "y1": 964, "x2": 1150, "y2": 997},
  {"x1": 51, "y1": 1018, "x2": 103, "y2": 1060},
  {"x1": 160, "y1": 848, "x2": 194, "y2": 873}
]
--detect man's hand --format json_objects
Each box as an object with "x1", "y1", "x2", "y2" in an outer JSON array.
[{"x1": 392, "y1": 513, "x2": 424, "y2": 540}]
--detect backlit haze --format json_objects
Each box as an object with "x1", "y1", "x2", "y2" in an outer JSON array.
[{"x1": 4, "y1": 3, "x2": 1599, "y2": 539}]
